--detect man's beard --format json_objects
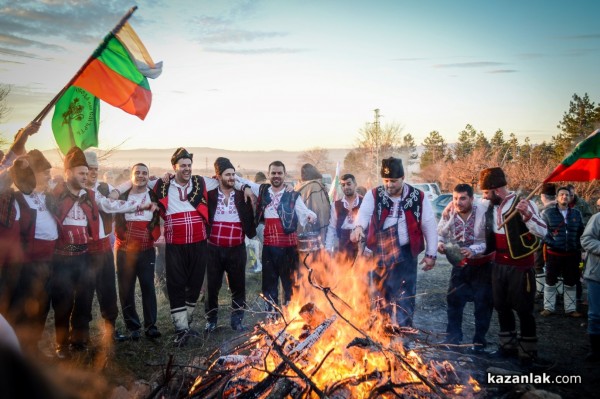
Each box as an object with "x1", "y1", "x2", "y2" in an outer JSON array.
[
  {"x1": 222, "y1": 179, "x2": 235, "y2": 189},
  {"x1": 490, "y1": 191, "x2": 502, "y2": 206},
  {"x1": 271, "y1": 178, "x2": 283, "y2": 188},
  {"x1": 69, "y1": 177, "x2": 83, "y2": 190}
]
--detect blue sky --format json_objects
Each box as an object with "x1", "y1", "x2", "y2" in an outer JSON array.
[{"x1": 1, "y1": 0, "x2": 599, "y2": 151}]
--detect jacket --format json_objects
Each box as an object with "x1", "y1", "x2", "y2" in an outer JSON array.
[
  {"x1": 541, "y1": 205, "x2": 584, "y2": 253},
  {"x1": 582, "y1": 213, "x2": 600, "y2": 283}
]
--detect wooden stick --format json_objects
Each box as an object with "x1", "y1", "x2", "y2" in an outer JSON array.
[
  {"x1": 497, "y1": 181, "x2": 544, "y2": 229},
  {"x1": 32, "y1": 6, "x2": 138, "y2": 123}
]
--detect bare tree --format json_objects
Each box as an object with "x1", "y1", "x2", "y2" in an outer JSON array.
[
  {"x1": 0, "y1": 84, "x2": 11, "y2": 148},
  {"x1": 357, "y1": 120, "x2": 404, "y2": 184},
  {"x1": 297, "y1": 147, "x2": 332, "y2": 173}
]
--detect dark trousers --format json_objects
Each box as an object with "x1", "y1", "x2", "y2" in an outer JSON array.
[
  {"x1": 446, "y1": 263, "x2": 493, "y2": 346},
  {"x1": 205, "y1": 243, "x2": 247, "y2": 324},
  {"x1": 262, "y1": 245, "x2": 299, "y2": 309},
  {"x1": 165, "y1": 241, "x2": 207, "y2": 313},
  {"x1": 492, "y1": 263, "x2": 536, "y2": 338},
  {"x1": 90, "y1": 249, "x2": 119, "y2": 325},
  {"x1": 371, "y1": 245, "x2": 417, "y2": 327},
  {"x1": 116, "y1": 248, "x2": 157, "y2": 331},
  {"x1": 50, "y1": 253, "x2": 93, "y2": 346},
  {"x1": 4, "y1": 260, "x2": 51, "y2": 349},
  {"x1": 545, "y1": 252, "x2": 580, "y2": 286}
]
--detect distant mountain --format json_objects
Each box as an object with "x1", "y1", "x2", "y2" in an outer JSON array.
[{"x1": 41, "y1": 147, "x2": 353, "y2": 177}]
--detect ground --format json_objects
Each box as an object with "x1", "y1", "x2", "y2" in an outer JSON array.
[{"x1": 23, "y1": 255, "x2": 599, "y2": 398}]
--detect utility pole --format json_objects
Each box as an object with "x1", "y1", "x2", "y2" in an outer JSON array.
[{"x1": 373, "y1": 108, "x2": 382, "y2": 182}]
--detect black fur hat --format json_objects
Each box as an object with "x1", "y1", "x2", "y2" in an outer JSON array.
[
  {"x1": 380, "y1": 157, "x2": 404, "y2": 178},
  {"x1": 214, "y1": 157, "x2": 235, "y2": 175},
  {"x1": 171, "y1": 147, "x2": 193, "y2": 165}
]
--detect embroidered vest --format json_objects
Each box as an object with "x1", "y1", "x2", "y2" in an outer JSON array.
[
  {"x1": 207, "y1": 188, "x2": 256, "y2": 239},
  {"x1": 48, "y1": 183, "x2": 100, "y2": 242},
  {"x1": 502, "y1": 196, "x2": 541, "y2": 259},
  {"x1": 153, "y1": 176, "x2": 209, "y2": 223},
  {"x1": 335, "y1": 196, "x2": 363, "y2": 238},
  {"x1": 255, "y1": 183, "x2": 300, "y2": 234},
  {"x1": 114, "y1": 188, "x2": 161, "y2": 242},
  {"x1": 366, "y1": 184, "x2": 425, "y2": 258}
]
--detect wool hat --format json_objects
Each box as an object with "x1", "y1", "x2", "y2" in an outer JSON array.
[
  {"x1": 380, "y1": 157, "x2": 404, "y2": 178},
  {"x1": 214, "y1": 157, "x2": 235, "y2": 175},
  {"x1": 84, "y1": 151, "x2": 99, "y2": 168},
  {"x1": 171, "y1": 147, "x2": 193, "y2": 165},
  {"x1": 27, "y1": 149, "x2": 51, "y2": 173},
  {"x1": 479, "y1": 167, "x2": 507, "y2": 190},
  {"x1": 64, "y1": 147, "x2": 88, "y2": 170},
  {"x1": 540, "y1": 182, "x2": 556, "y2": 196},
  {"x1": 11, "y1": 157, "x2": 36, "y2": 194}
]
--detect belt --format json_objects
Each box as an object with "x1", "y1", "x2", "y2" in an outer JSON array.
[
  {"x1": 58, "y1": 243, "x2": 88, "y2": 253},
  {"x1": 546, "y1": 249, "x2": 580, "y2": 257},
  {"x1": 466, "y1": 251, "x2": 495, "y2": 266}
]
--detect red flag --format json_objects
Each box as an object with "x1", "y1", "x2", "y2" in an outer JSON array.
[{"x1": 544, "y1": 129, "x2": 600, "y2": 182}]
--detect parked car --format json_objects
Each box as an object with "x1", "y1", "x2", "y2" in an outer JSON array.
[
  {"x1": 432, "y1": 193, "x2": 452, "y2": 221},
  {"x1": 413, "y1": 182, "x2": 442, "y2": 202}
]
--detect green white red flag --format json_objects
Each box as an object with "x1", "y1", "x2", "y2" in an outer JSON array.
[
  {"x1": 544, "y1": 129, "x2": 600, "y2": 182},
  {"x1": 328, "y1": 161, "x2": 343, "y2": 202},
  {"x1": 52, "y1": 21, "x2": 161, "y2": 154}
]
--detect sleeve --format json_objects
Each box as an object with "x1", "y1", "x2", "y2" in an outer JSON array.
[
  {"x1": 420, "y1": 196, "x2": 439, "y2": 257},
  {"x1": 355, "y1": 190, "x2": 375, "y2": 229},
  {"x1": 540, "y1": 209, "x2": 555, "y2": 246},
  {"x1": 202, "y1": 176, "x2": 219, "y2": 191},
  {"x1": 324, "y1": 201, "x2": 337, "y2": 250},
  {"x1": 524, "y1": 200, "x2": 547, "y2": 238},
  {"x1": 96, "y1": 196, "x2": 145, "y2": 214},
  {"x1": 114, "y1": 180, "x2": 133, "y2": 193},
  {"x1": 581, "y1": 214, "x2": 600, "y2": 255},
  {"x1": 235, "y1": 175, "x2": 260, "y2": 196},
  {"x1": 437, "y1": 211, "x2": 453, "y2": 244},
  {"x1": 469, "y1": 207, "x2": 486, "y2": 256},
  {"x1": 294, "y1": 196, "x2": 317, "y2": 227}
]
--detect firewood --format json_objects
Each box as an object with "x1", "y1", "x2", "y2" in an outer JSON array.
[
  {"x1": 288, "y1": 315, "x2": 337, "y2": 357},
  {"x1": 265, "y1": 378, "x2": 303, "y2": 399},
  {"x1": 299, "y1": 302, "x2": 326, "y2": 329}
]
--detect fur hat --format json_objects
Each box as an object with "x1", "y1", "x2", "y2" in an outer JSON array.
[
  {"x1": 84, "y1": 151, "x2": 99, "y2": 168},
  {"x1": 479, "y1": 167, "x2": 507, "y2": 190},
  {"x1": 11, "y1": 157, "x2": 36, "y2": 194},
  {"x1": 380, "y1": 157, "x2": 404, "y2": 178},
  {"x1": 27, "y1": 149, "x2": 51, "y2": 173},
  {"x1": 214, "y1": 157, "x2": 235, "y2": 175},
  {"x1": 541, "y1": 182, "x2": 556, "y2": 196},
  {"x1": 171, "y1": 147, "x2": 193, "y2": 165},
  {"x1": 64, "y1": 147, "x2": 88, "y2": 170}
]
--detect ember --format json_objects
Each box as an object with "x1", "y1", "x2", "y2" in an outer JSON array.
[{"x1": 189, "y1": 253, "x2": 483, "y2": 398}]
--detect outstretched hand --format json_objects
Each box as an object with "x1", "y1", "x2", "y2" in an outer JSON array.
[{"x1": 11, "y1": 121, "x2": 41, "y2": 155}]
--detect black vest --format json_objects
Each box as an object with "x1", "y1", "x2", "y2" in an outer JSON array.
[
  {"x1": 207, "y1": 188, "x2": 256, "y2": 239},
  {"x1": 254, "y1": 183, "x2": 300, "y2": 234},
  {"x1": 334, "y1": 196, "x2": 363, "y2": 238}
]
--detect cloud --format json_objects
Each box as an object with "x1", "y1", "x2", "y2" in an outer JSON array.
[
  {"x1": 203, "y1": 46, "x2": 305, "y2": 55},
  {"x1": 0, "y1": 47, "x2": 51, "y2": 60},
  {"x1": 562, "y1": 33, "x2": 600, "y2": 40},
  {"x1": 433, "y1": 61, "x2": 506, "y2": 68},
  {"x1": 0, "y1": 33, "x2": 64, "y2": 51},
  {"x1": 487, "y1": 69, "x2": 518, "y2": 74},
  {"x1": 197, "y1": 28, "x2": 287, "y2": 44},
  {"x1": 391, "y1": 57, "x2": 428, "y2": 62}
]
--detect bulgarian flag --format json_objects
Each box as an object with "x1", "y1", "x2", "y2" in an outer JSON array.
[
  {"x1": 544, "y1": 129, "x2": 600, "y2": 182},
  {"x1": 52, "y1": 16, "x2": 162, "y2": 154},
  {"x1": 328, "y1": 161, "x2": 343, "y2": 202}
]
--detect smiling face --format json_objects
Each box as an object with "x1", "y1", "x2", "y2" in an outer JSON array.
[
  {"x1": 219, "y1": 168, "x2": 236, "y2": 190},
  {"x1": 67, "y1": 165, "x2": 88, "y2": 190},
  {"x1": 173, "y1": 158, "x2": 192, "y2": 184},
  {"x1": 269, "y1": 165, "x2": 285, "y2": 188},
  {"x1": 131, "y1": 164, "x2": 149, "y2": 189},
  {"x1": 453, "y1": 190, "x2": 474, "y2": 214}
]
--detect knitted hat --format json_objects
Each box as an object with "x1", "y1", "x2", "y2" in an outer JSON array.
[
  {"x1": 11, "y1": 157, "x2": 36, "y2": 194},
  {"x1": 27, "y1": 149, "x2": 51, "y2": 173},
  {"x1": 171, "y1": 147, "x2": 193, "y2": 165},
  {"x1": 214, "y1": 157, "x2": 235, "y2": 175},
  {"x1": 380, "y1": 157, "x2": 404, "y2": 178},
  {"x1": 64, "y1": 147, "x2": 88, "y2": 170},
  {"x1": 479, "y1": 167, "x2": 507, "y2": 190},
  {"x1": 541, "y1": 182, "x2": 556, "y2": 196},
  {"x1": 84, "y1": 151, "x2": 99, "y2": 168}
]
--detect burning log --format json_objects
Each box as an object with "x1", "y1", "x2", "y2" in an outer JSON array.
[
  {"x1": 288, "y1": 315, "x2": 336, "y2": 357},
  {"x1": 264, "y1": 378, "x2": 303, "y2": 399},
  {"x1": 299, "y1": 302, "x2": 326, "y2": 329}
]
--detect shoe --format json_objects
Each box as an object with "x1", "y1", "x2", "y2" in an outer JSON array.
[
  {"x1": 539, "y1": 309, "x2": 554, "y2": 317},
  {"x1": 231, "y1": 321, "x2": 248, "y2": 332},
  {"x1": 55, "y1": 345, "x2": 70, "y2": 360},
  {"x1": 566, "y1": 311, "x2": 583, "y2": 318},
  {"x1": 205, "y1": 321, "x2": 217, "y2": 333},
  {"x1": 145, "y1": 327, "x2": 162, "y2": 339},
  {"x1": 173, "y1": 329, "x2": 189, "y2": 347},
  {"x1": 113, "y1": 330, "x2": 128, "y2": 342},
  {"x1": 130, "y1": 330, "x2": 142, "y2": 341}
]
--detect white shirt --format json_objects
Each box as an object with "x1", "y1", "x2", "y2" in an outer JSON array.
[
  {"x1": 325, "y1": 195, "x2": 360, "y2": 250},
  {"x1": 213, "y1": 188, "x2": 241, "y2": 223},
  {"x1": 23, "y1": 191, "x2": 58, "y2": 240},
  {"x1": 124, "y1": 191, "x2": 153, "y2": 222},
  {"x1": 437, "y1": 204, "x2": 486, "y2": 256},
  {"x1": 356, "y1": 184, "x2": 438, "y2": 257}
]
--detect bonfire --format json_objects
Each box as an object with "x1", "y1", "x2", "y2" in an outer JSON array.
[{"x1": 188, "y1": 251, "x2": 483, "y2": 399}]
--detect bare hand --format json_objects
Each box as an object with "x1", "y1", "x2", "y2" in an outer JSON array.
[
  {"x1": 437, "y1": 242, "x2": 446, "y2": 254},
  {"x1": 109, "y1": 189, "x2": 120, "y2": 200},
  {"x1": 441, "y1": 201, "x2": 454, "y2": 220},
  {"x1": 350, "y1": 226, "x2": 365, "y2": 243},
  {"x1": 306, "y1": 213, "x2": 317, "y2": 224},
  {"x1": 283, "y1": 183, "x2": 294, "y2": 192},
  {"x1": 515, "y1": 199, "x2": 532, "y2": 219},
  {"x1": 161, "y1": 173, "x2": 173, "y2": 183},
  {"x1": 244, "y1": 186, "x2": 256, "y2": 206},
  {"x1": 420, "y1": 256, "x2": 436, "y2": 271},
  {"x1": 10, "y1": 122, "x2": 41, "y2": 155},
  {"x1": 460, "y1": 248, "x2": 473, "y2": 258}
]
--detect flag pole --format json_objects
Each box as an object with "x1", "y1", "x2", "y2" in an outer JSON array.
[
  {"x1": 497, "y1": 181, "x2": 545, "y2": 228},
  {"x1": 32, "y1": 6, "x2": 138, "y2": 124}
]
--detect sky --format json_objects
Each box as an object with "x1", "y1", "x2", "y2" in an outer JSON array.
[{"x1": 0, "y1": 0, "x2": 599, "y2": 152}]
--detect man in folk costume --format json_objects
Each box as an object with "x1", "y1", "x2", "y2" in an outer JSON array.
[
  {"x1": 324, "y1": 173, "x2": 363, "y2": 261},
  {"x1": 83, "y1": 151, "x2": 127, "y2": 342},
  {"x1": 114, "y1": 163, "x2": 161, "y2": 340},
  {"x1": 205, "y1": 157, "x2": 256, "y2": 333},
  {"x1": 238, "y1": 161, "x2": 316, "y2": 310},
  {"x1": 478, "y1": 167, "x2": 547, "y2": 366},
  {"x1": 437, "y1": 183, "x2": 494, "y2": 353},
  {"x1": 351, "y1": 157, "x2": 438, "y2": 328},
  {"x1": 539, "y1": 186, "x2": 584, "y2": 318},
  {"x1": 10, "y1": 150, "x2": 57, "y2": 353},
  {"x1": 48, "y1": 147, "x2": 154, "y2": 358}
]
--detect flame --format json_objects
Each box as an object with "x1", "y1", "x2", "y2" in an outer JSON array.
[{"x1": 192, "y1": 252, "x2": 483, "y2": 398}]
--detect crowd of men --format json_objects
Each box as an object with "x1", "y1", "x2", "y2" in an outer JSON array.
[{"x1": 0, "y1": 122, "x2": 599, "y2": 368}]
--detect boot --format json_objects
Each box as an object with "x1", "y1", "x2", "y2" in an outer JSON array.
[
  {"x1": 518, "y1": 336, "x2": 538, "y2": 367},
  {"x1": 564, "y1": 285, "x2": 582, "y2": 317},
  {"x1": 585, "y1": 334, "x2": 600, "y2": 362},
  {"x1": 489, "y1": 331, "x2": 518, "y2": 358},
  {"x1": 535, "y1": 273, "x2": 545, "y2": 299},
  {"x1": 186, "y1": 302, "x2": 196, "y2": 325},
  {"x1": 171, "y1": 309, "x2": 189, "y2": 332},
  {"x1": 541, "y1": 284, "x2": 556, "y2": 315}
]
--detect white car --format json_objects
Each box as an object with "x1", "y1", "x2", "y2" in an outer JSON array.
[{"x1": 413, "y1": 183, "x2": 442, "y2": 202}]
